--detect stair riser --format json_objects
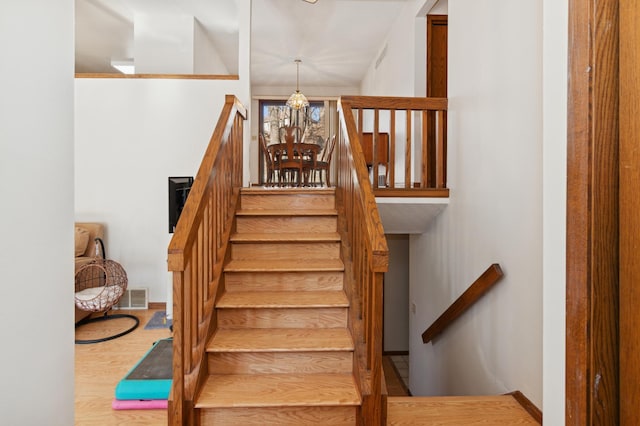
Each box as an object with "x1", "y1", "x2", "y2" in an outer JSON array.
[
  {"x1": 217, "y1": 308, "x2": 348, "y2": 329},
  {"x1": 200, "y1": 406, "x2": 356, "y2": 425},
  {"x1": 208, "y1": 351, "x2": 353, "y2": 375},
  {"x1": 224, "y1": 271, "x2": 344, "y2": 292},
  {"x1": 236, "y1": 216, "x2": 337, "y2": 234},
  {"x1": 240, "y1": 194, "x2": 335, "y2": 211},
  {"x1": 196, "y1": 188, "x2": 360, "y2": 425},
  {"x1": 231, "y1": 242, "x2": 340, "y2": 260}
]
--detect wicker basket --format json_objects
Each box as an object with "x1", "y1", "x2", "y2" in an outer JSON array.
[{"x1": 75, "y1": 258, "x2": 128, "y2": 312}]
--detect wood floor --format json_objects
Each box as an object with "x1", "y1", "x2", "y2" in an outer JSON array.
[
  {"x1": 76, "y1": 311, "x2": 540, "y2": 425},
  {"x1": 383, "y1": 356, "x2": 410, "y2": 397},
  {"x1": 75, "y1": 309, "x2": 170, "y2": 425},
  {"x1": 387, "y1": 396, "x2": 539, "y2": 425}
]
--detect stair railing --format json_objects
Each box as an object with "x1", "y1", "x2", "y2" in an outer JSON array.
[
  {"x1": 167, "y1": 95, "x2": 246, "y2": 425},
  {"x1": 338, "y1": 96, "x2": 448, "y2": 194},
  {"x1": 336, "y1": 97, "x2": 390, "y2": 425}
]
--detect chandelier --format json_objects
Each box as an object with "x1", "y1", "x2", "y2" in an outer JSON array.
[{"x1": 286, "y1": 59, "x2": 309, "y2": 110}]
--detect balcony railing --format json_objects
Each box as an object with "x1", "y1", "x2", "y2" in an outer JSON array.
[{"x1": 338, "y1": 96, "x2": 448, "y2": 197}]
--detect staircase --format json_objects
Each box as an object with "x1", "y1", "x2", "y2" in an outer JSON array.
[{"x1": 194, "y1": 187, "x2": 361, "y2": 425}]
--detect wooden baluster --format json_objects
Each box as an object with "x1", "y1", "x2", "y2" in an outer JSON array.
[
  {"x1": 405, "y1": 110, "x2": 412, "y2": 188},
  {"x1": 373, "y1": 109, "x2": 380, "y2": 189},
  {"x1": 437, "y1": 109, "x2": 446, "y2": 188},
  {"x1": 170, "y1": 271, "x2": 185, "y2": 425},
  {"x1": 422, "y1": 110, "x2": 428, "y2": 188},
  {"x1": 183, "y1": 262, "x2": 193, "y2": 374},
  {"x1": 389, "y1": 110, "x2": 396, "y2": 188}
]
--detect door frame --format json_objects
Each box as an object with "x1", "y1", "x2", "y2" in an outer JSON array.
[
  {"x1": 566, "y1": 0, "x2": 620, "y2": 424},
  {"x1": 618, "y1": 1, "x2": 639, "y2": 424}
]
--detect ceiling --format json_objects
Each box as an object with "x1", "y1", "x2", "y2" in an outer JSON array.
[{"x1": 75, "y1": 0, "x2": 412, "y2": 89}]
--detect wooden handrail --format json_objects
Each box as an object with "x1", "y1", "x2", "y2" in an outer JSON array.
[
  {"x1": 75, "y1": 73, "x2": 239, "y2": 80},
  {"x1": 336, "y1": 97, "x2": 389, "y2": 425},
  {"x1": 340, "y1": 95, "x2": 447, "y2": 110},
  {"x1": 338, "y1": 95, "x2": 448, "y2": 192},
  {"x1": 422, "y1": 264, "x2": 504, "y2": 344},
  {"x1": 167, "y1": 94, "x2": 246, "y2": 425}
]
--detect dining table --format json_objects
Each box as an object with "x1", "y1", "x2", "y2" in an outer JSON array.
[{"x1": 267, "y1": 142, "x2": 321, "y2": 186}]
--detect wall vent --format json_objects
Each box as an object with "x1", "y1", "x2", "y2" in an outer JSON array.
[{"x1": 114, "y1": 288, "x2": 148, "y2": 310}]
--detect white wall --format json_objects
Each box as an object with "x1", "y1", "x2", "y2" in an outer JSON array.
[
  {"x1": 361, "y1": 1, "x2": 421, "y2": 96},
  {"x1": 411, "y1": 0, "x2": 543, "y2": 404},
  {"x1": 194, "y1": 20, "x2": 230, "y2": 74},
  {"x1": 542, "y1": 0, "x2": 568, "y2": 423},
  {"x1": 0, "y1": 1, "x2": 75, "y2": 424},
  {"x1": 75, "y1": 1, "x2": 251, "y2": 305},
  {"x1": 430, "y1": 0, "x2": 448, "y2": 15},
  {"x1": 135, "y1": 14, "x2": 196, "y2": 74},
  {"x1": 75, "y1": 0, "x2": 133, "y2": 73},
  {"x1": 361, "y1": 0, "x2": 545, "y2": 407},
  {"x1": 384, "y1": 235, "x2": 410, "y2": 352},
  {"x1": 75, "y1": 79, "x2": 244, "y2": 303}
]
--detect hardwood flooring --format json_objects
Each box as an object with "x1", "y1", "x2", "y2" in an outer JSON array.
[
  {"x1": 383, "y1": 356, "x2": 410, "y2": 396},
  {"x1": 75, "y1": 309, "x2": 170, "y2": 425},
  {"x1": 387, "y1": 396, "x2": 539, "y2": 425},
  {"x1": 75, "y1": 309, "x2": 539, "y2": 425}
]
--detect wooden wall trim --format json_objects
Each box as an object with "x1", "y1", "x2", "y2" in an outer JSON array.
[
  {"x1": 75, "y1": 73, "x2": 239, "y2": 80},
  {"x1": 507, "y1": 391, "x2": 543, "y2": 424},
  {"x1": 147, "y1": 302, "x2": 166, "y2": 310},
  {"x1": 619, "y1": 1, "x2": 640, "y2": 424},
  {"x1": 566, "y1": 0, "x2": 619, "y2": 424}
]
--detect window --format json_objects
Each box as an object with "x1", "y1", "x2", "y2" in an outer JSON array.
[{"x1": 258, "y1": 100, "x2": 327, "y2": 184}]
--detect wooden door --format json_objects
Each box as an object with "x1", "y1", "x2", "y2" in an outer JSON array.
[
  {"x1": 619, "y1": 2, "x2": 640, "y2": 424},
  {"x1": 427, "y1": 15, "x2": 447, "y2": 98},
  {"x1": 426, "y1": 15, "x2": 447, "y2": 188}
]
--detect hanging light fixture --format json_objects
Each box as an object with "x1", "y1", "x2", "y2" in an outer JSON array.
[{"x1": 286, "y1": 59, "x2": 309, "y2": 110}]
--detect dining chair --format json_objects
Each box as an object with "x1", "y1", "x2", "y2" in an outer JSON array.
[
  {"x1": 279, "y1": 126, "x2": 303, "y2": 144},
  {"x1": 259, "y1": 132, "x2": 278, "y2": 186},
  {"x1": 312, "y1": 134, "x2": 336, "y2": 187},
  {"x1": 278, "y1": 126, "x2": 305, "y2": 186}
]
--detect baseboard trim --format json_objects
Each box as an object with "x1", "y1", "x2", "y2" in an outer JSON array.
[
  {"x1": 148, "y1": 302, "x2": 166, "y2": 310},
  {"x1": 383, "y1": 350, "x2": 409, "y2": 356},
  {"x1": 507, "y1": 390, "x2": 542, "y2": 424},
  {"x1": 382, "y1": 356, "x2": 411, "y2": 396}
]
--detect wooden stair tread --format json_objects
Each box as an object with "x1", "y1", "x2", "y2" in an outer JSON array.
[
  {"x1": 208, "y1": 328, "x2": 354, "y2": 352},
  {"x1": 225, "y1": 259, "x2": 344, "y2": 272},
  {"x1": 236, "y1": 209, "x2": 337, "y2": 217},
  {"x1": 241, "y1": 187, "x2": 336, "y2": 195},
  {"x1": 196, "y1": 374, "x2": 361, "y2": 408},
  {"x1": 217, "y1": 291, "x2": 348, "y2": 309},
  {"x1": 231, "y1": 232, "x2": 340, "y2": 242},
  {"x1": 386, "y1": 396, "x2": 539, "y2": 425}
]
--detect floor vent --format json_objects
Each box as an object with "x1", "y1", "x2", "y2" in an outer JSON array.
[{"x1": 114, "y1": 288, "x2": 148, "y2": 310}]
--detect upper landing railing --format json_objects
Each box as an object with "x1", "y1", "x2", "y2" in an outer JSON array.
[{"x1": 338, "y1": 96, "x2": 449, "y2": 198}]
